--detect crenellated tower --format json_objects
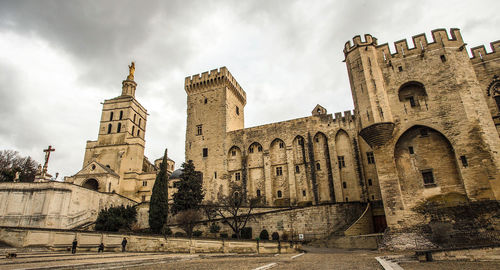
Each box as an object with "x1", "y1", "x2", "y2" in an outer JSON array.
[
  {"x1": 344, "y1": 34, "x2": 395, "y2": 148},
  {"x1": 185, "y1": 67, "x2": 246, "y2": 200}
]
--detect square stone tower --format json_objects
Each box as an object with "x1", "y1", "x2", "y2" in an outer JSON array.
[{"x1": 185, "y1": 67, "x2": 246, "y2": 201}]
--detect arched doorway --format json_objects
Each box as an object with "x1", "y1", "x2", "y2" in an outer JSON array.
[
  {"x1": 394, "y1": 125, "x2": 465, "y2": 198},
  {"x1": 82, "y1": 178, "x2": 99, "y2": 191}
]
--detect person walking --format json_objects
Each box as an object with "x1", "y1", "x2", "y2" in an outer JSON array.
[
  {"x1": 71, "y1": 238, "x2": 78, "y2": 254},
  {"x1": 121, "y1": 237, "x2": 128, "y2": 252},
  {"x1": 98, "y1": 242, "x2": 104, "y2": 253}
]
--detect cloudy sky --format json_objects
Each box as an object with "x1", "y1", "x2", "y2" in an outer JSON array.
[{"x1": 0, "y1": 0, "x2": 498, "y2": 178}]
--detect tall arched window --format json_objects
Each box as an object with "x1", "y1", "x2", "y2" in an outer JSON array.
[
  {"x1": 119, "y1": 110, "x2": 123, "y2": 120},
  {"x1": 109, "y1": 112, "x2": 114, "y2": 121},
  {"x1": 132, "y1": 126, "x2": 135, "y2": 135},
  {"x1": 117, "y1": 123, "x2": 121, "y2": 133},
  {"x1": 133, "y1": 114, "x2": 136, "y2": 123},
  {"x1": 107, "y1": 124, "x2": 112, "y2": 134},
  {"x1": 137, "y1": 129, "x2": 140, "y2": 136},
  {"x1": 139, "y1": 118, "x2": 142, "y2": 127}
]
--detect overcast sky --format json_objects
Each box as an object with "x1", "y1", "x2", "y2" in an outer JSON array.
[{"x1": 0, "y1": 0, "x2": 499, "y2": 178}]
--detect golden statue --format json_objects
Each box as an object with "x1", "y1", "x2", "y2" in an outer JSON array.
[{"x1": 127, "y1": 61, "x2": 135, "y2": 80}]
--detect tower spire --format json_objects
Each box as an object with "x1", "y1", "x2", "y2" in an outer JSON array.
[{"x1": 122, "y1": 61, "x2": 137, "y2": 97}]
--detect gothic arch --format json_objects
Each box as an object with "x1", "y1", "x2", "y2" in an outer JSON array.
[
  {"x1": 335, "y1": 129, "x2": 360, "y2": 202},
  {"x1": 394, "y1": 125, "x2": 465, "y2": 201},
  {"x1": 313, "y1": 132, "x2": 334, "y2": 202},
  {"x1": 227, "y1": 146, "x2": 243, "y2": 172},
  {"x1": 82, "y1": 178, "x2": 99, "y2": 191}
]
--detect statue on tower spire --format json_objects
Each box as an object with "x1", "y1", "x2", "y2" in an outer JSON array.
[{"x1": 127, "y1": 61, "x2": 135, "y2": 81}]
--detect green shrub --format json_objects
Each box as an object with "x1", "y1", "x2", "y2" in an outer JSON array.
[
  {"x1": 241, "y1": 227, "x2": 252, "y2": 239},
  {"x1": 193, "y1": 230, "x2": 203, "y2": 237},
  {"x1": 95, "y1": 205, "x2": 137, "y2": 232},
  {"x1": 174, "y1": 232, "x2": 186, "y2": 237},
  {"x1": 259, "y1": 229, "x2": 269, "y2": 240},
  {"x1": 161, "y1": 225, "x2": 172, "y2": 236},
  {"x1": 209, "y1": 223, "x2": 221, "y2": 234}
]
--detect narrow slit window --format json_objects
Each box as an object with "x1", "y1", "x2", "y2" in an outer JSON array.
[
  {"x1": 302, "y1": 190, "x2": 306, "y2": 197},
  {"x1": 236, "y1": 106, "x2": 239, "y2": 115},
  {"x1": 256, "y1": 189, "x2": 261, "y2": 197},
  {"x1": 132, "y1": 125, "x2": 135, "y2": 135},
  {"x1": 107, "y1": 124, "x2": 112, "y2": 134},
  {"x1": 440, "y1": 55, "x2": 446, "y2": 62},
  {"x1": 368, "y1": 179, "x2": 372, "y2": 186},
  {"x1": 295, "y1": 165, "x2": 300, "y2": 173},
  {"x1": 316, "y1": 163, "x2": 321, "y2": 170},
  {"x1": 277, "y1": 190, "x2": 282, "y2": 198},
  {"x1": 460, "y1": 155, "x2": 468, "y2": 167},
  {"x1": 109, "y1": 112, "x2": 114, "y2": 121},
  {"x1": 117, "y1": 123, "x2": 121, "y2": 133},
  {"x1": 409, "y1": 146, "x2": 414, "y2": 154},
  {"x1": 119, "y1": 111, "x2": 123, "y2": 120},
  {"x1": 203, "y1": 148, "x2": 208, "y2": 157}
]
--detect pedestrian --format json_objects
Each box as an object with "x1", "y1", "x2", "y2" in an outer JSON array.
[
  {"x1": 71, "y1": 238, "x2": 78, "y2": 254},
  {"x1": 98, "y1": 242, "x2": 104, "y2": 253},
  {"x1": 121, "y1": 237, "x2": 127, "y2": 252}
]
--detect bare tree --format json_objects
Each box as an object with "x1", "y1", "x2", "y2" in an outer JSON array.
[
  {"x1": 212, "y1": 183, "x2": 258, "y2": 239},
  {"x1": 175, "y1": 209, "x2": 202, "y2": 237}
]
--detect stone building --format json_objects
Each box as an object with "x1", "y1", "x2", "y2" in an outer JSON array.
[
  {"x1": 185, "y1": 28, "x2": 500, "y2": 233},
  {"x1": 65, "y1": 65, "x2": 175, "y2": 202}
]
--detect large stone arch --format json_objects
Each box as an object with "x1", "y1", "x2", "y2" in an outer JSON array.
[
  {"x1": 313, "y1": 132, "x2": 335, "y2": 202},
  {"x1": 394, "y1": 125, "x2": 466, "y2": 204},
  {"x1": 270, "y1": 138, "x2": 289, "y2": 205},
  {"x1": 335, "y1": 129, "x2": 360, "y2": 202},
  {"x1": 247, "y1": 142, "x2": 264, "y2": 200},
  {"x1": 292, "y1": 135, "x2": 310, "y2": 204},
  {"x1": 227, "y1": 146, "x2": 243, "y2": 179},
  {"x1": 82, "y1": 178, "x2": 99, "y2": 191}
]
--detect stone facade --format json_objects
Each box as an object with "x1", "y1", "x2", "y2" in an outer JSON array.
[
  {"x1": 65, "y1": 72, "x2": 175, "y2": 202},
  {"x1": 0, "y1": 182, "x2": 135, "y2": 229},
  {"x1": 185, "y1": 28, "x2": 500, "y2": 234}
]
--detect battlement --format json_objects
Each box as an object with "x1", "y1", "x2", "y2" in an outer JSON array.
[
  {"x1": 344, "y1": 28, "x2": 465, "y2": 59},
  {"x1": 185, "y1": 66, "x2": 246, "y2": 104},
  {"x1": 333, "y1": 110, "x2": 355, "y2": 122},
  {"x1": 343, "y1": 34, "x2": 378, "y2": 54},
  {"x1": 470, "y1": 40, "x2": 500, "y2": 63},
  {"x1": 376, "y1": 28, "x2": 463, "y2": 59}
]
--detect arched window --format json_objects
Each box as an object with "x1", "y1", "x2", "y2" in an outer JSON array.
[
  {"x1": 107, "y1": 124, "x2": 112, "y2": 134},
  {"x1": 132, "y1": 126, "x2": 135, "y2": 135},
  {"x1": 256, "y1": 189, "x2": 261, "y2": 197},
  {"x1": 137, "y1": 129, "x2": 140, "y2": 136},
  {"x1": 119, "y1": 111, "x2": 123, "y2": 120},
  {"x1": 133, "y1": 114, "x2": 136, "y2": 123},
  {"x1": 139, "y1": 118, "x2": 142, "y2": 127},
  {"x1": 398, "y1": 81, "x2": 427, "y2": 108},
  {"x1": 109, "y1": 112, "x2": 114, "y2": 121},
  {"x1": 117, "y1": 122, "x2": 121, "y2": 133},
  {"x1": 277, "y1": 190, "x2": 282, "y2": 198}
]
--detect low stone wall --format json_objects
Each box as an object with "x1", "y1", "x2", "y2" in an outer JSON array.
[
  {"x1": 0, "y1": 226, "x2": 298, "y2": 254},
  {"x1": 168, "y1": 202, "x2": 366, "y2": 241},
  {"x1": 417, "y1": 246, "x2": 500, "y2": 262},
  {"x1": 0, "y1": 182, "x2": 136, "y2": 230}
]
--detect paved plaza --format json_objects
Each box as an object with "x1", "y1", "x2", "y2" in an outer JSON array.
[{"x1": 1, "y1": 247, "x2": 500, "y2": 269}]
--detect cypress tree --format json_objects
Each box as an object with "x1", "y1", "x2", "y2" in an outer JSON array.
[
  {"x1": 149, "y1": 149, "x2": 169, "y2": 233},
  {"x1": 171, "y1": 160, "x2": 204, "y2": 215}
]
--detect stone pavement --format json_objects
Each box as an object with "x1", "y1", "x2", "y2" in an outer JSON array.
[{"x1": 2, "y1": 247, "x2": 500, "y2": 269}]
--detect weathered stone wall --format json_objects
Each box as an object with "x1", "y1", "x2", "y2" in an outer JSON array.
[
  {"x1": 0, "y1": 182, "x2": 135, "y2": 229},
  {"x1": 0, "y1": 226, "x2": 298, "y2": 254},
  {"x1": 344, "y1": 28, "x2": 500, "y2": 231},
  {"x1": 167, "y1": 203, "x2": 366, "y2": 241}
]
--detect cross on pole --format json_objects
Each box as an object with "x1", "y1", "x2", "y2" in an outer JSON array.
[{"x1": 42, "y1": 145, "x2": 55, "y2": 177}]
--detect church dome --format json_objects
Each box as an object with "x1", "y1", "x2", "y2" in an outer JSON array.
[{"x1": 169, "y1": 169, "x2": 183, "y2": 180}]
